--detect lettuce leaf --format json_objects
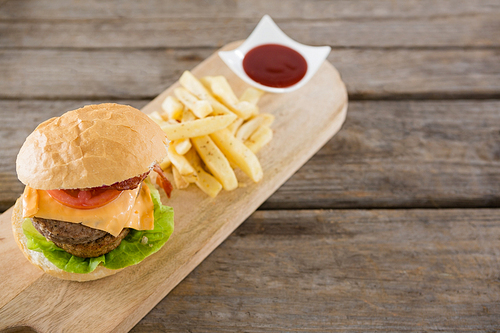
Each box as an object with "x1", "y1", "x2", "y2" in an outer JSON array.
[{"x1": 22, "y1": 181, "x2": 174, "y2": 274}]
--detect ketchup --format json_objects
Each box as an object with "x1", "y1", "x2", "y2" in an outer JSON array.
[{"x1": 243, "y1": 44, "x2": 307, "y2": 88}]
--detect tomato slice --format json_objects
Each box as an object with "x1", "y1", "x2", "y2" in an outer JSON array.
[{"x1": 46, "y1": 188, "x2": 122, "y2": 209}]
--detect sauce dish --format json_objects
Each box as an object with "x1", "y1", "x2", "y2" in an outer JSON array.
[{"x1": 219, "y1": 15, "x2": 331, "y2": 93}]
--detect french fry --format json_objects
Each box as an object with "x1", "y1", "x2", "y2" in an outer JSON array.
[
  {"x1": 257, "y1": 113, "x2": 274, "y2": 127},
  {"x1": 185, "y1": 149, "x2": 223, "y2": 198},
  {"x1": 227, "y1": 117, "x2": 244, "y2": 136},
  {"x1": 181, "y1": 107, "x2": 197, "y2": 122},
  {"x1": 159, "y1": 154, "x2": 171, "y2": 170},
  {"x1": 179, "y1": 71, "x2": 214, "y2": 101},
  {"x1": 244, "y1": 125, "x2": 273, "y2": 154},
  {"x1": 161, "y1": 96, "x2": 184, "y2": 121},
  {"x1": 161, "y1": 113, "x2": 236, "y2": 140},
  {"x1": 174, "y1": 87, "x2": 213, "y2": 119},
  {"x1": 235, "y1": 113, "x2": 275, "y2": 141},
  {"x1": 210, "y1": 99, "x2": 237, "y2": 116},
  {"x1": 148, "y1": 111, "x2": 167, "y2": 125},
  {"x1": 193, "y1": 100, "x2": 213, "y2": 118},
  {"x1": 167, "y1": 144, "x2": 197, "y2": 182},
  {"x1": 172, "y1": 165, "x2": 190, "y2": 189},
  {"x1": 179, "y1": 71, "x2": 234, "y2": 116},
  {"x1": 173, "y1": 138, "x2": 192, "y2": 155},
  {"x1": 192, "y1": 135, "x2": 238, "y2": 191},
  {"x1": 240, "y1": 87, "x2": 264, "y2": 106},
  {"x1": 235, "y1": 101, "x2": 258, "y2": 118},
  {"x1": 155, "y1": 70, "x2": 271, "y2": 197},
  {"x1": 201, "y1": 76, "x2": 239, "y2": 105},
  {"x1": 210, "y1": 128, "x2": 263, "y2": 183},
  {"x1": 201, "y1": 76, "x2": 255, "y2": 119}
]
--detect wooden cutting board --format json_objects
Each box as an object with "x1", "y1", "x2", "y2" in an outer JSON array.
[{"x1": 0, "y1": 41, "x2": 347, "y2": 332}]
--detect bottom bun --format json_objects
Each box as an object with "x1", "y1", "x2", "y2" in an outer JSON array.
[{"x1": 12, "y1": 198, "x2": 123, "y2": 282}]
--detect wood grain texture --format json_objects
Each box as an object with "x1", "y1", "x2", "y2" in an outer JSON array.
[
  {"x1": 264, "y1": 100, "x2": 500, "y2": 209},
  {"x1": 1, "y1": 49, "x2": 499, "y2": 100},
  {"x1": 1, "y1": 0, "x2": 498, "y2": 20},
  {"x1": 1, "y1": 100, "x2": 499, "y2": 212},
  {"x1": 0, "y1": 42, "x2": 347, "y2": 333},
  {"x1": 131, "y1": 209, "x2": 500, "y2": 332},
  {"x1": 2, "y1": 15, "x2": 498, "y2": 48}
]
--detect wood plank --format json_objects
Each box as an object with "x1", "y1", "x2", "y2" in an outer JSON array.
[
  {"x1": 131, "y1": 208, "x2": 500, "y2": 332},
  {"x1": 264, "y1": 100, "x2": 500, "y2": 209},
  {"x1": 0, "y1": 42, "x2": 348, "y2": 332},
  {"x1": 0, "y1": 49, "x2": 212, "y2": 99},
  {"x1": 1, "y1": 100, "x2": 499, "y2": 212},
  {"x1": 1, "y1": 0, "x2": 497, "y2": 20},
  {"x1": 2, "y1": 14, "x2": 498, "y2": 48},
  {"x1": 0, "y1": 48, "x2": 499, "y2": 100}
]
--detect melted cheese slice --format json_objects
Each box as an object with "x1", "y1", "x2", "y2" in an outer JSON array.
[{"x1": 22, "y1": 185, "x2": 154, "y2": 237}]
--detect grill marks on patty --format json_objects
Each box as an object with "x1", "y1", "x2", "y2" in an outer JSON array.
[{"x1": 32, "y1": 217, "x2": 129, "y2": 258}]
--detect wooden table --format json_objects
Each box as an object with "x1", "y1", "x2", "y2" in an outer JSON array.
[{"x1": 1, "y1": 1, "x2": 499, "y2": 331}]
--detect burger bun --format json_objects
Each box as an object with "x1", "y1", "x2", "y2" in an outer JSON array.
[{"x1": 16, "y1": 103, "x2": 168, "y2": 190}]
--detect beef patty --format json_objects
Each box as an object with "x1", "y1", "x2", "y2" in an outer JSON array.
[{"x1": 32, "y1": 217, "x2": 129, "y2": 258}]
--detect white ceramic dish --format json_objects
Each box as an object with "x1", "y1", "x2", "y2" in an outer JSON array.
[{"x1": 219, "y1": 15, "x2": 331, "y2": 93}]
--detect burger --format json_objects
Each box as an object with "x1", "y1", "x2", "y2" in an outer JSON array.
[{"x1": 11, "y1": 103, "x2": 175, "y2": 281}]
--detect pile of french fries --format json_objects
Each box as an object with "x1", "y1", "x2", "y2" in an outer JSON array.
[{"x1": 148, "y1": 71, "x2": 274, "y2": 198}]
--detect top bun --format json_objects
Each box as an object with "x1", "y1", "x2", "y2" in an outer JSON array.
[{"x1": 16, "y1": 103, "x2": 168, "y2": 190}]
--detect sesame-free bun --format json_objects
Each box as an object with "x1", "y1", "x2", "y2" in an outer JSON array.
[
  {"x1": 16, "y1": 103, "x2": 168, "y2": 190},
  {"x1": 12, "y1": 198, "x2": 122, "y2": 281}
]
